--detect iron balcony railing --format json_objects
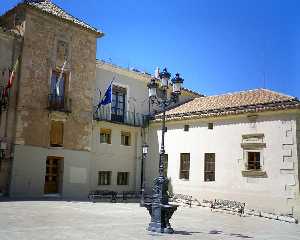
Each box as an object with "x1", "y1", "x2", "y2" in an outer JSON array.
[
  {"x1": 47, "y1": 94, "x2": 72, "y2": 113},
  {"x1": 94, "y1": 107, "x2": 148, "y2": 127}
]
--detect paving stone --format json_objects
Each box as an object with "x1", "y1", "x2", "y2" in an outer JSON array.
[{"x1": 0, "y1": 201, "x2": 300, "y2": 240}]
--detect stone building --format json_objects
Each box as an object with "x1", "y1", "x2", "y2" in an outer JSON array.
[
  {"x1": 147, "y1": 89, "x2": 300, "y2": 216},
  {"x1": 0, "y1": 0, "x2": 103, "y2": 198},
  {"x1": 0, "y1": 26, "x2": 22, "y2": 195}
]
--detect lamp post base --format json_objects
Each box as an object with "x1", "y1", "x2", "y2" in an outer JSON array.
[
  {"x1": 145, "y1": 203, "x2": 178, "y2": 233},
  {"x1": 144, "y1": 176, "x2": 178, "y2": 234}
]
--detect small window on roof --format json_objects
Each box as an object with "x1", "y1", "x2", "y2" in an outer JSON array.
[{"x1": 208, "y1": 123, "x2": 213, "y2": 130}]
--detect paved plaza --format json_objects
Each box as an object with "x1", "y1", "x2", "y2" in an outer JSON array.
[{"x1": 0, "y1": 200, "x2": 300, "y2": 240}]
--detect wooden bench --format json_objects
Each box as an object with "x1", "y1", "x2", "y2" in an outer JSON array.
[
  {"x1": 88, "y1": 190, "x2": 117, "y2": 203},
  {"x1": 211, "y1": 199, "x2": 245, "y2": 216},
  {"x1": 169, "y1": 193, "x2": 192, "y2": 207}
]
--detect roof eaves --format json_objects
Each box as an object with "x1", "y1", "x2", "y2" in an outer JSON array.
[
  {"x1": 25, "y1": 2, "x2": 104, "y2": 37},
  {"x1": 154, "y1": 99, "x2": 300, "y2": 121}
]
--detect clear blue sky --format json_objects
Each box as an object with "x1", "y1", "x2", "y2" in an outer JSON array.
[{"x1": 1, "y1": 0, "x2": 299, "y2": 97}]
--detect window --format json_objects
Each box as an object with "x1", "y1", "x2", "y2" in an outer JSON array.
[
  {"x1": 204, "y1": 153, "x2": 215, "y2": 181},
  {"x1": 208, "y1": 123, "x2": 213, "y2": 129},
  {"x1": 100, "y1": 128, "x2": 111, "y2": 144},
  {"x1": 112, "y1": 85, "x2": 126, "y2": 123},
  {"x1": 121, "y1": 131, "x2": 131, "y2": 146},
  {"x1": 247, "y1": 152, "x2": 261, "y2": 170},
  {"x1": 117, "y1": 172, "x2": 129, "y2": 185},
  {"x1": 163, "y1": 154, "x2": 168, "y2": 177},
  {"x1": 98, "y1": 171, "x2": 111, "y2": 185},
  {"x1": 179, "y1": 153, "x2": 190, "y2": 180},
  {"x1": 50, "y1": 121, "x2": 64, "y2": 147},
  {"x1": 184, "y1": 125, "x2": 189, "y2": 131}
]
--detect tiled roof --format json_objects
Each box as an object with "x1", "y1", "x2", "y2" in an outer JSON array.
[
  {"x1": 156, "y1": 89, "x2": 300, "y2": 120},
  {"x1": 23, "y1": 0, "x2": 102, "y2": 35}
]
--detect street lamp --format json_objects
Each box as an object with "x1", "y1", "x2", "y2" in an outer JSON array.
[
  {"x1": 144, "y1": 68, "x2": 184, "y2": 234},
  {"x1": 140, "y1": 144, "x2": 148, "y2": 206}
]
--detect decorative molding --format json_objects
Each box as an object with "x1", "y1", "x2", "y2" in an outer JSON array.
[
  {"x1": 242, "y1": 170, "x2": 267, "y2": 178},
  {"x1": 242, "y1": 133, "x2": 264, "y2": 139},
  {"x1": 241, "y1": 143, "x2": 266, "y2": 149}
]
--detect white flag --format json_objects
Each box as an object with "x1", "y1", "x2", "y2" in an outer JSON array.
[
  {"x1": 56, "y1": 60, "x2": 67, "y2": 96},
  {"x1": 155, "y1": 67, "x2": 160, "y2": 79}
]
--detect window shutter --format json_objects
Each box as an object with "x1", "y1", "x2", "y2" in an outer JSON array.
[{"x1": 50, "y1": 121, "x2": 64, "y2": 146}]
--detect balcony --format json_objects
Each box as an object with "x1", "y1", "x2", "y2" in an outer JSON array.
[
  {"x1": 47, "y1": 94, "x2": 72, "y2": 113},
  {"x1": 94, "y1": 108, "x2": 148, "y2": 127}
]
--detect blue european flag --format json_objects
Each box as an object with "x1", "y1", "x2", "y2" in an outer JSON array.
[{"x1": 100, "y1": 83, "x2": 112, "y2": 106}]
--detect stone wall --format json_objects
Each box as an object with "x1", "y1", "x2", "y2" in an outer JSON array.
[{"x1": 13, "y1": 8, "x2": 98, "y2": 151}]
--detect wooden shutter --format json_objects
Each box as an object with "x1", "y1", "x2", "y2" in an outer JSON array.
[{"x1": 50, "y1": 121, "x2": 64, "y2": 146}]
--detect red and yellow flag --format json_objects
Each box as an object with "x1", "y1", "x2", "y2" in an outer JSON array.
[{"x1": 4, "y1": 58, "x2": 19, "y2": 97}]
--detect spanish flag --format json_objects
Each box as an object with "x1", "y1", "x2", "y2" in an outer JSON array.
[{"x1": 4, "y1": 58, "x2": 19, "y2": 97}]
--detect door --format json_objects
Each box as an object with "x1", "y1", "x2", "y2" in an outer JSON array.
[{"x1": 44, "y1": 156, "x2": 63, "y2": 194}]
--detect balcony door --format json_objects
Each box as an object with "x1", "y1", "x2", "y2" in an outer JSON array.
[
  {"x1": 111, "y1": 85, "x2": 126, "y2": 123},
  {"x1": 49, "y1": 71, "x2": 66, "y2": 110},
  {"x1": 50, "y1": 71, "x2": 65, "y2": 97}
]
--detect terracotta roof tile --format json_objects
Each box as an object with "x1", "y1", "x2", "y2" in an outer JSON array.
[
  {"x1": 156, "y1": 89, "x2": 300, "y2": 120},
  {"x1": 23, "y1": 0, "x2": 102, "y2": 35}
]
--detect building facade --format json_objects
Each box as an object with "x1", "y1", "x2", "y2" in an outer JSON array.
[
  {"x1": 91, "y1": 61, "x2": 199, "y2": 193},
  {"x1": 0, "y1": 26, "x2": 22, "y2": 196},
  {"x1": 1, "y1": 0, "x2": 300, "y2": 219},
  {"x1": 147, "y1": 89, "x2": 300, "y2": 216},
  {"x1": 0, "y1": 0, "x2": 102, "y2": 198}
]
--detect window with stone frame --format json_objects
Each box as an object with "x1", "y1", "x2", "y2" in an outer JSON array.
[
  {"x1": 179, "y1": 153, "x2": 190, "y2": 180},
  {"x1": 121, "y1": 131, "x2": 131, "y2": 146},
  {"x1": 247, "y1": 152, "x2": 261, "y2": 170},
  {"x1": 100, "y1": 128, "x2": 111, "y2": 144},
  {"x1": 50, "y1": 121, "x2": 64, "y2": 147},
  {"x1": 117, "y1": 172, "x2": 129, "y2": 185},
  {"x1": 204, "y1": 153, "x2": 215, "y2": 181},
  {"x1": 98, "y1": 171, "x2": 111, "y2": 185}
]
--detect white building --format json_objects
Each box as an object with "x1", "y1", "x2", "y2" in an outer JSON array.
[
  {"x1": 147, "y1": 89, "x2": 300, "y2": 216},
  {"x1": 92, "y1": 61, "x2": 199, "y2": 193}
]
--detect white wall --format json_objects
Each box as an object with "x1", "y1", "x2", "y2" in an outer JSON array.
[
  {"x1": 90, "y1": 121, "x2": 142, "y2": 192},
  {"x1": 10, "y1": 145, "x2": 91, "y2": 199},
  {"x1": 95, "y1": 63, "x2": 150, "y2": 115},
  {"x1": 147, "y1": 112, "x2": 300, "y2": 215}
]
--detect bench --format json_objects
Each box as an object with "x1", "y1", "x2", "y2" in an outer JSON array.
[
  {"x1": 169, "y1": 193, "x2": 192, "y2": 207},
  {"x1": 122, "y1": 191, "x2": 140, "y2": 201},
  {"x1": 211, "y1": 199, "x2": 245, "y2": 216},
  {"x1": 88, "y1": 190, "x2": 117, "y2": 203}
]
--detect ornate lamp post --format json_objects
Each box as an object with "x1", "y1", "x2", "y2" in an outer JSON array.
[
  {"x1": 140, "y1": 143, "x2": 148, "y2": 206},
  {"x1": 144, "y1": 68, "x2": 184, "y2": 233}
]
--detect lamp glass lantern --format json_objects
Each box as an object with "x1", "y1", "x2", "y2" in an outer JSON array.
[
  {"x1": 147, "y1": 79, "x2": 158, "y2": 98},
  {"x1": 159, "y1": 68, "x2": 171, "y2": 88},
  {"x1": 171, "y1": 73, "x2": 184, "y2": 94},
  {"x1": 142, "y1": 144, "x2": 149, "y2": 154}
]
